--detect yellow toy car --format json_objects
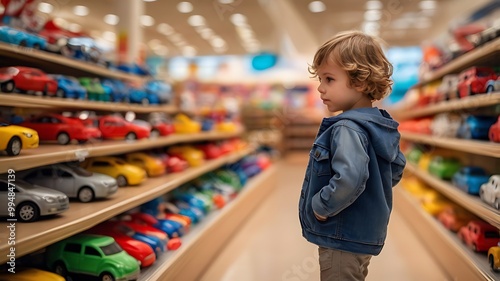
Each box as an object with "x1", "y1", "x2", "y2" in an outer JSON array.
[
  {"x1": 401, "y1": 177, "x2": 432, "y2": 199},
  {"x1": 0, "y1": 123, "x2": 38, "y2": 156},
  {"x1": 168, "y1": 145, "x2": 205, "y2": 167},
  {"x1": 488, "y1": 243, "x2": 500, "y2": 272},
  {"x1": 81, "y1": 156, "x2": 147, "y2": 187},
  {"x1": 418, "y1": 153, "x2": 433, "y2": 171},
  {"x1": 420, "y1": 189, "x2": 451, "y2": 216},
  {"x1": 215, "y1": 121, "x2": 238, "y2": 132},
  {"x1": 173, "y1": 114, "x2": 201, "y2": 134},
  {"x1": 125, "y1": 152, "x2": 166, "y2": 177},
  {"x1": 0, "y1": 268, "x2": 65, "y2": 281}
]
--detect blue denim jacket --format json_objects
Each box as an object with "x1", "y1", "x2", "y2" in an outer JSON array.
[{"x1": 298, "y1": 107, "x2": 406, "y2": 255}]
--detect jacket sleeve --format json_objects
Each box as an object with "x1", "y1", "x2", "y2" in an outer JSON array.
[
  {"x1": 391, "y1": 149, "x2": 406, "y2": 187},
  {"x1": 312, "y1": 124, "x2": 370, "y2": 218}
]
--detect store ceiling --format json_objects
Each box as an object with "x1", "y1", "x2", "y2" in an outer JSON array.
[{"x1": 36, "y1": 0, "x2": 491, "y2": 57}]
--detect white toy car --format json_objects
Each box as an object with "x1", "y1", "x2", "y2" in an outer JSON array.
[
  {"x1": 430, "y1": 113, "x2": 463, "y2": 138},
  {"x1": 480, "y1": 175, "x2": 500, "y2": 209}
]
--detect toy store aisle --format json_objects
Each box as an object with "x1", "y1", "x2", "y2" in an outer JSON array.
[{"x1": 200, "y1": 152, "x2": 449, "y2": 281}]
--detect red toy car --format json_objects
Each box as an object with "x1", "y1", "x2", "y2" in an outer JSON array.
[
  {"x1": 98, "y1": 115, "x2": 150, "y2": 140},
  {"x1": 0, "y1": 66, "x2": 58, "y2": 96},
  {"x1": 458, "y1": 220, "x2": 500, "y2": 252},
  {"x1": 196, "y1": 143, "x2": 223, "y2": 159},
  {"x1": 456, "y1": 67, "x2": 497, "y2": 98},
  {"x1": 489, "y1": 116, "x2": 500, "y2": 143},
  {"x1": 21, "y1": 113, "x2": 101, "y2": 145},
  {"x1": 86, "y1": 227, "x2": 156, "y2": 267}
]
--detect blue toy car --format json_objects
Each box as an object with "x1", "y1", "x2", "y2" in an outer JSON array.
[
  {"x1": 101, "y1": 79, "x2": 130, "y2": 102},
  {"x1": 144, "y1": 80, "x2": 173, "y2": 104},
  {"x1": 129, "y1": 87, "x2": 160, "y2": 105},
  {"x1": 452, "y1": 166, "x2": 490, "y2": 195},
  {"x1": 49, "y1": 75, "x2": 86, "y2": 99},
  {"x1": 0, "y1": 26, "x2": 46, "y2": 49},
  {"x1": 116, "y1": 63, "x2": 150, "y2": 76},
  {"x1": 457, "y1": 115, "x2": 497, "y2": 140},
  {"x1": 62, "y1": 37, "x2": 105, "y2": 65}
]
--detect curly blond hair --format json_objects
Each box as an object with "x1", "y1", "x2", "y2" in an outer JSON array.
[{"x1": 309, "y1": 30, "x2": 393, "y2": 100}]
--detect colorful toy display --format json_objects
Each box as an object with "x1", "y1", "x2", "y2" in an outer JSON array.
[
  {"x1": 456, "y1": 67, "x2": 496, "y2": 98},
  {"x1": 437, "y1": 204, "x2": 477, "y2": 232},
  {"x1": 0, "y1": 267, "x2": 65, "y2": 281},
  {"x1": 457, "y1": 115, "x2": 497, "y2": 140},
  {"x1": 0, "y1": 123, "x2": 38, "y2": 156},
  {"x1": 45, "y1": 234, "x2": 140, "y2": 280},
  {"x1": 0, "y1": 26, "x2": 46, "y2": 49},
  {"x1": 20, "y1": 163, "x2": 118, "y2": 203},
  {"x1": 479, "y1": 175, "x2": 500, "y2": 209},
  {"x1": 489, "y1": 116, "x2": 500, "y2": 142},
  {"x1": 0, "y1": 177, "x2": 69, "y2": 222},
  {"x1": 168, "y1": 146, "x2": 205, "y2": 167},
  {"x1": 0, "y1": 66, "x2": 57, "y2": 95},
  {"x1": 173, "y1": 114, "x2": 201, "y2": 134},
  {"x1": 488, "y1": 243, "x2": 500, "y2": 272},
  {"x1": 20, "y1": 113, "x2": 101, "y2": 145},
  {"x1": 79, "y1": 77, "x2": 109, "y2": 102},
  {"x1": 81, "y1": 156, "x2": 147, "y2": 187}
]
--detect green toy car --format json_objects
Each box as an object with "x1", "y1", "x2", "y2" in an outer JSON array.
[
  {"x1": 79, "y1": 77, "x2": 109, "y2": 102},
  {"x1": 45, "y1": 234, "x2": 140, "y2": 281},
  {"x1": 428, "y1": 156, "x2": 461, "y2": 180}
]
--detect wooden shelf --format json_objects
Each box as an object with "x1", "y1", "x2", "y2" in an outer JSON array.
[
  {"x1": 139, "y1": 165, "x2": 277, "y2": 280},
  {"x1": 0, "y1": 93, "x2": 177, "y2": 113},
  {"x1": 401, "y1": 132, "x2": 500, "y2": 158},
  {"x1": 418, "y1": 37, "x2": 500, "y2": 86},
  {"x1": 0, "y1": 129, "x2": 244, "y2": 174},
  {"x1": 395, "y1": 187, "x2": 498, "y2": 281},
  {"x1": 392, "y1": 92, "x2": 500, "y2": 120},
  {"x1": 0, "y1": 43, "x2": 145, "y2": 83},
  {"x1": 405, "y1": 163, "x2": 500, "y2": 229},
  {"x1": 0, "y1": 147, "x2": 255, "y2": 263}
]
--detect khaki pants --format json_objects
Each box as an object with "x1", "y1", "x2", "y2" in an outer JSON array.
[{"x1": 318, "y1": 247, "x2": 372, "y2": 281}]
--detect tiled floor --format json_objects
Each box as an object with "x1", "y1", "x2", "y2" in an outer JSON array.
[{"x1": 200, "y1": 153, "x2": 450, "y2": 281}]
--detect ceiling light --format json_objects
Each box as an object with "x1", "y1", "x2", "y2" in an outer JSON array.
[
  {"x1": 188, "y1": 15, "x2": 205, "y2": 26},
  {"x1": 218, "y1": 0, "x2": 234, "y2": 4},
  {"x1": 143, "y1": 0, "x2": 157, "y2": 2},
  {"x1": 308, "y1": 1, "x2": 326, "y2": 13},
  {"x1": 104, "y1": 14, "x2": 119, "y2": 25},
  {"x1": 148, "y1": 39, "x2": 161, "y2": 47},
  {"x1": 141, "y1": 15, "x2": 155, "y2": 27},
  {"x1": 364, "y1": 10, "x2": 382, "y2": 21},
  {"x1": 38, "y1": 2, "x2": 53, "y2": 14},
  {"x1": 230, "y1": 13, "x2": 247, "y2": 26},
  {"x1": 54, "y1": 18, "x2": 69, "y2": 29},
  {"x1": 419, "y1": 0, "x2": 436, "y2": 10},
  {"x1": 68, "y1": 23, "x2": 82, "y2": 33},
  {"x1": 157, "y1": 23, "x2": 174, "y2": 35},
  {"x1": 73, "y1": 5, "x2": 89, "y2": 16},
  {"x1": 103, "y1": 31, "x2": 116, "y2": 42},
  {"x1": 168, "y1": 33, "x2": 184, "y2": 43},
  {"x1": 196, "y1": 27, "x2": 215, "y2": 39},
  {"x1": 362, "y1": 21, "x2": 380, "y2": 34},
  {"x1": 177, "y1": 2, "x2": 193, "y2": 13},
  {"x1": 365, "y1": 1, "x2": 382, "y2": 10},
  {"x1": 182, "y1": 46, "x2": 197, "y2": 57},
  {"x1": 210, "y1": 37, "x2": 226, "y2": 48},
  {"x1": 214, "y1": 45, "x2": 228, "y2": 53}
]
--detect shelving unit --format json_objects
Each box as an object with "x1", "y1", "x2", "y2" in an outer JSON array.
[
  {"x1": 391, "y1": 18, "x2": 500, "y2": 281},
  {"x1": 417, "y1": 37, "x2": 500, "y2": 86},
  {"x1": 392, "y1": 92, "x2": 500, "y2": 120},
  {"x1": 0, "y1": 128, "x2": 244, "y2": 173},
  {"x1": 0, "y1": 146, "x2": 255, "y2": 263},
  {"x1": 0, "y1": 43, "x2": 145, "y2": 82},
  {"x1": 0, "y1": 93, "x2": 177, "y2": 113},
  {"x1": 405, "y1": 163, "x2": 500, "y2": 228},
  {"x1": 283, "y1": 115, "x2": 321, "y2": 152},
  {"x1": 401, "y1": 132, "x2": 500, "y2": 157},
  {"x1": 394, "y1": 187, "x2": 497, "y2": 281},
  {"x1": 140, "y1": 165, "x2": 277, "y2": 281}
]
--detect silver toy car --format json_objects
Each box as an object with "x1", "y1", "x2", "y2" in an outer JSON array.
[
  {"x1": 20, "y1": 163, "x2": 118, "y2": 203},
  {"x1": 480, "y1": 175, "x2": 500, "y2": 209},
  {"x1": 0, "y1": 177, "x2": 69, "y2": 222}
]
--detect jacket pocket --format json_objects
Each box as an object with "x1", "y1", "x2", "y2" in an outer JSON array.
[{"x1": 310, "y1": 145, "x2": 331, "y2": 176}]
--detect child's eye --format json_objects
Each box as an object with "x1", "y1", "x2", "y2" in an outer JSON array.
[{"x1": 326, "y1": 77, "x2": 334, "y2": 82}]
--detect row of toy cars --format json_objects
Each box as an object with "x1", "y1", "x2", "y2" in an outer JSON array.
[
  {"x1": 399, "y1": 113, "x2": 500, "y2": 142},
  {"x1": 3, "y1": 154, "x2": 271, "y2": 281},
  {"x1": 0, "y1": 139, "x2": 248, "y2": 221},
  {"x1": 406, "y1": 146, "x2": 500, "y2": 210},
  {"x1": 0, "y1": 66, "x2": 173, "y2": 104},
  {"x1": 0, "y1": 112, "x2": 240, "y2": 156},
  {"x1": 416, "y1": 66, "x2": 500, "y2": 107},
  {"x1": 401, "y1": 177, "x2": 500, "y2": 272}
]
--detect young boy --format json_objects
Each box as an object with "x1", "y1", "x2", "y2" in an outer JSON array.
[{"x1": 298, "y1": 30, "x2": 406, "y2": 281}]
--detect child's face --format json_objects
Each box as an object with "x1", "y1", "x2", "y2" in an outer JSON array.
[{"x1": 316, "y1": 60, "x2": 366, "y2": 112}]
